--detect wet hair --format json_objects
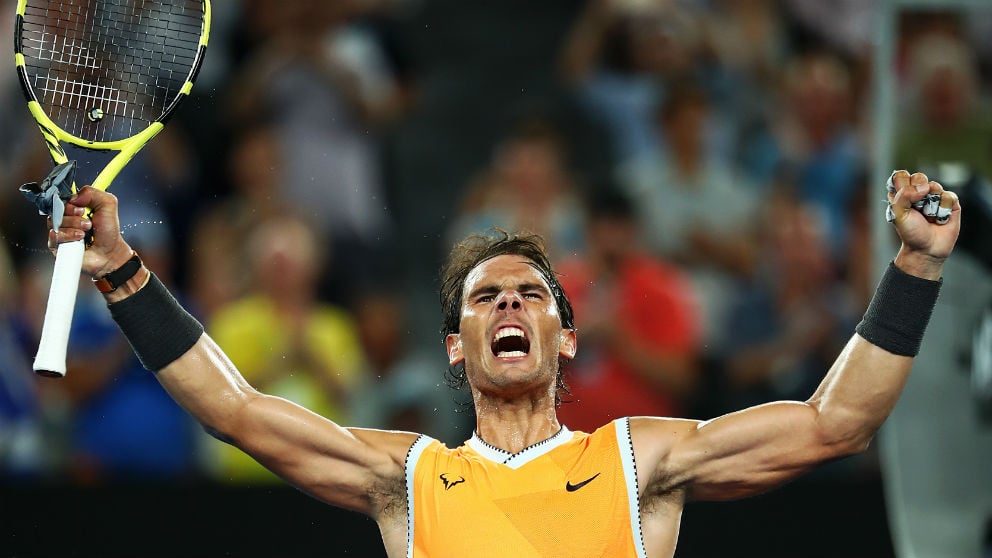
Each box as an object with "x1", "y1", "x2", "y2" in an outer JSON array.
[{"x1": 438, "y1": 227, "x2": 575, "y2": 405}]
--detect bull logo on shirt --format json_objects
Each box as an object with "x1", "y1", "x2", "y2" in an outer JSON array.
[{"x1": 439, "y1": 473, "x2": 465, "y2": 490}]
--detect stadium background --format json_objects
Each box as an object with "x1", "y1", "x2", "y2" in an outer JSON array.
[{"x1": 1, "y1": 0, "x2": 990, "y2": 556}]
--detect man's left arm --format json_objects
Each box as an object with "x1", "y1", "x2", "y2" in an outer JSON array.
[{"x1": 634, "y1": 170, "x2": 960, "y2": 501}]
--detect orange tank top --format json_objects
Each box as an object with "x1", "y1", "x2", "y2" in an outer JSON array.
[{"x1": 405, "y1": 418, "x2": 646, "y2": 557}]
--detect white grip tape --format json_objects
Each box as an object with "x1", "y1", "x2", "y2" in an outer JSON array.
[
  {"x1": 885, "y1": 193, "x2": 952, "y2": 225},
  {"x1": 912, "y1": 194, "x2": 953, "y2": 224},
  {"x1": 33, "y1": 239, "x2": 85, "y2": 377}
]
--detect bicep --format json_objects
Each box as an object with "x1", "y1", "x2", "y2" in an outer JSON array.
[
  {"x1": 226, "y1": 394, "x2": 414, "y2": 513},
  {"x1": 155, "y1": 334, "x2": 414, "y2": 515},
  {"x1": 639, "y1": 401, "x2": 847, "y2": 502}
]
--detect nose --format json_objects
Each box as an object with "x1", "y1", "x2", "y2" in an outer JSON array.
[{"x1": 496, "y1": 291, "x2": 523, "y2": 312}]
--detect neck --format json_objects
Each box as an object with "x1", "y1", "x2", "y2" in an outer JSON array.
[{"x1": 472, "y1": 392, "x2": 561, "y2": 454}]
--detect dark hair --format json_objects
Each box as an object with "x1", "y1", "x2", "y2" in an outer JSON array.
[{"x1": 438, "y1": 227, "x2": 575, "y2": 405}]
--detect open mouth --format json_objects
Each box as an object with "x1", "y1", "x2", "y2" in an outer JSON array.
[{"x1": 491, "y1": 326, "x2": 530, "y2": 358}]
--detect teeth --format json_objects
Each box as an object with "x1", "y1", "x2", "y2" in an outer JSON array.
[
  {"x1": 494, "y1": 327, "x2": 526, "y2": 342},
  {"x1": 492, "y1": 327, "x2": 528, "y2": 359}
]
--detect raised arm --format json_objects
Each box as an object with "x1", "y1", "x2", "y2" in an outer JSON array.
[
  {"x1": 558, "y1": 0, "x2": 616, "y2": 84},
  {"x1": 51, "y1": 186, "x2": 417, "y2": 517},
  {"x1": 631, "y1": 170, "x2": 961, "y2": 502}
]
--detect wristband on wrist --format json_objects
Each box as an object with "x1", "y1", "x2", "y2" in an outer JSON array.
[
  {"x1": 855, "y1": 261, "x2": 942, "y2": 357},
  {"x1": 108, "y1": 272, "x2": 204, "y2": 371},
  {"x1": 93, "y1": 251, "x2": 142, "y2": 293}
]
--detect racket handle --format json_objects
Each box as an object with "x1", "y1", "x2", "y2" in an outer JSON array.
[{"x1": 33, "y1": 239, "x2": 85, "y2": 377}]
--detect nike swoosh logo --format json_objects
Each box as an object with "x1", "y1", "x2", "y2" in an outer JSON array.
[{"x1": 566, "y1": 472, "x2": 601, "y2": 492}]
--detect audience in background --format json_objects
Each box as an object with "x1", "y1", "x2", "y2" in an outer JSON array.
[
  {"x1": 615, "y1": 81, "x2": 761, "y2": 360},
  {"x1": 0, "y1": 3, "x2": 987, "y2": 496},
  {"x1": 559, "y1": 0, "x2": 706, "y2": 165},
  {"x1": 187, "y1": 124, "x2": 291, "y2": 320},
  {"x1": 556, "y1": 189, "x2": 702, "y2": 431},
  {"x1": 205, "y1": 213, "x2": 367, "y2": 483},
  {"x1": 699, "y1": 0, "x2": 791, "y2": 184},
  {"x1": 348, "y1": 289, "x2": 473, "y2": 448},
  {"x1": 761, "y1": 51, "x2": 868, "y2": 267},
  {"x1": 894, "y1": 30, "x2": 992, "y2": 183},
  {"x1": 717, "y1": 187, "x2": 855, "y2": 414},
  {"x1": 446, "y1": 117, "x2": 587, "y2": 262},
  {"x1": 225, "y1": 0, "x2": 409, "y2": 307},
  {"x1": 47, "y1": 231, "x2": 201, "y2": 482},
  {"x1": 0, "y1": 243, "x2": 45, "y2": 478}
]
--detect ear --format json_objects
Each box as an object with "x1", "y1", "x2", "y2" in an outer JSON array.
[
  {"x1": 445, "y1": 333, "x2": 464, "y2": 366},
  {"x1": 558, "y1": 328, "x2": 577, "y2": 360}
]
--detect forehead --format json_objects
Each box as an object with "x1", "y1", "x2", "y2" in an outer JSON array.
[{"x1": 463, "y1": 254, "x2": 550, "y2": 294}]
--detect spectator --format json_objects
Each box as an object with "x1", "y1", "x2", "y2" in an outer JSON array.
[
  {"x1": 187, "y1": 124, "x2": 291, "y2": 319},
  {"x1": 206, "y1": 213, "x2": 367, "y2": 483},
  {"x1": 616, "y1": 81, "x2": 761, "y2": 357},
  {"x1": 0, "y1": 243, "x2": 45, "y2": 478},
  {"x1": 559, "y1": 0, "x2": 707, "y2": 164},
  {"x1": 699, "y1": 0, "x2": 791, "y2": 182},
  {"x1": 348, "y1": 289, "x2": 473, "y2": 447},
  {"x1": 718, "y1": 191, "x2": 854, "y2": 413},
  {"x1": 225, "y1": 0, "x2": 410, "y2": 306},
  {"x1": 894, "y1": 31, "x2": 992, "y2": 183},
  {"x1": 556, "y1": 189, "x2": 701, "y2": 432},
  {"x1": 446, "y1": 117, "x2": 587, "y2": 262},
  {"x1": 52, "y1": 235, "x2": 202, "y2": 482},
  {"x1": 749, "y1": 50, "x2": 867, "y2": 265}
]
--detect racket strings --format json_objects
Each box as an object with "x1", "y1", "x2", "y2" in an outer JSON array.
[{"x1": 19, "y1": 0, "x2": 204, "y2": 143}]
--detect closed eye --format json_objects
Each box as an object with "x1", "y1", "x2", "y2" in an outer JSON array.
[{"x1": 467, "y1": 283, "x2": 549, "y2": 304}]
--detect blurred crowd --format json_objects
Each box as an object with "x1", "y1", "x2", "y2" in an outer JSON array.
[{"x1": 0, "y1": 0, "x2": 990, "y2": 487}]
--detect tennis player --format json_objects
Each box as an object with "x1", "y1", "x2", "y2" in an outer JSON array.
[{"x1": 49, "y1": 169, "x2": 959, "y2": 557}]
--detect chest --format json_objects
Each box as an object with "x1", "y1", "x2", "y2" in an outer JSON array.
[{"x1": 409, "y1": 435, "x2": 643, "y2": 558}]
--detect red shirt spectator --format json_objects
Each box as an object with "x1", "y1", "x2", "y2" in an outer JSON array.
[{"x1": 556, "y1": 190, "x2": 701, "y2": 432}]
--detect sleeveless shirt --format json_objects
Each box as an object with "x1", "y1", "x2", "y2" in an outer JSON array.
[{"x1": 404, "y1": 418, "x2": 646, "y2": 558}]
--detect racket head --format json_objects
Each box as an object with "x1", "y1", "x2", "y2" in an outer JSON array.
[{"x1": 14, "y1": 0, "x2": 211, "y2": 159}]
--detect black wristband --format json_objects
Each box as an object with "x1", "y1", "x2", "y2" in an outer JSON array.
[
  {"x1": 108, "y1": 272, "x2": 204, "y2": 371},
  {"x1": 855, "y1": 261, "x2": 942, "y2": 357}
]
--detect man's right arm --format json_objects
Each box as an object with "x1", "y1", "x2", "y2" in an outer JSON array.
[
  {"x1": 155, "y1": 333, "x2": 418, "y2": 514},
  {"x1": 55, "y1": 186, "x2": 417, "y2": 517}
]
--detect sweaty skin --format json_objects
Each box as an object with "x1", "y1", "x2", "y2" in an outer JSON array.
[{"x1": 52, "y1": 169, "x2": 959, "y2": 558}]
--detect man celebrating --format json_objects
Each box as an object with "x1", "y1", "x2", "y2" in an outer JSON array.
[{"x1": 48, "y1": 170, "x2": 958, "y2": 557}]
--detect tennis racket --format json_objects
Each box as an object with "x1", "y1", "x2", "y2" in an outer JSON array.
[{"x1": 14, "y1": 0, "x2": 211, "y2": 377}]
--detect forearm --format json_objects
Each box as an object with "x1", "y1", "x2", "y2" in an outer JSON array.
[
  {"x1": 155, "y1": 334, "x2": 261, "y2": 442},
  {"x1": 805, "y1": 335, "x2": 912, "y2": 452},
  {"x1": 102, "y1": 262, "x2": 254, "y2": 437},
  {"x1": 668, "y1": 171, "x2": 960, "y2": 500},
  {"x1": 806, "y1": 253, "x2": 942, "y2": 451}
]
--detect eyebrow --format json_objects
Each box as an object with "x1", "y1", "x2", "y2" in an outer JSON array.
[{"x1": 466, "y1": 281, "x2": 551, "y2": 301}]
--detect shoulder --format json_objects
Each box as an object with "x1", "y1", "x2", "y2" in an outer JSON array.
[
  {"x1": 628, "y1": 416, "x2": 699, "y2": 444},
  {"x1": 627, "y1": 416, "x2": 701, "y2": 489},
  {"x1": 349, "y1": 428, "x2": 430, "y2": 471}
]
